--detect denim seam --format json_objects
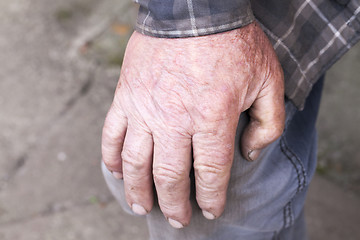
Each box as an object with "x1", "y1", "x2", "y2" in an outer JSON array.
[
  {"x1": 280, "y1": 135, "x2": 307, "y2": 230},
  {"x1": 279, "y1": 102, "x2": 298, "y2": 230},
  {"x1": 280, "y1": 139, "x2": 301, "y2": 194},
  {"x1": 289, "y1": 201, "x2": 294, "y2": 227},
  {"x1": 282, "y1": 200, "x2": 294, "y2": 229},
  {"x1": 282, "y1": 203, "x2": 288, "y2": 229},
  {"x1": 280, "y1": 137, "x2": 307, "y2": 193}
]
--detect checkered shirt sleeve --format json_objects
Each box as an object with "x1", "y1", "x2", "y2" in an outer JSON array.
[
  {"x1": 134, "y1": 0, "x2": 255, "y2": 38},
  {"x1": 132, "y1": 0, "x2": 360, "y2": 109},
  {"x1": 252, "y1": 0, "x2": 360, "y2": 109}
]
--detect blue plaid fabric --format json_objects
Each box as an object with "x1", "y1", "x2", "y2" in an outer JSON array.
[{"x1": 133, "y1": 0, "x2": 360, "y2": 109}]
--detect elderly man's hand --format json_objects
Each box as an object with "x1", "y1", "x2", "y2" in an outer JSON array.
[{"x1": 102, "y1": 22, "x2": 285, "y2": 228}]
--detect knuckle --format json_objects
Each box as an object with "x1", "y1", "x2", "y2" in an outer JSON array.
[
  {"x1": 102, "y1": 157, "x2": 113, "y2": 167},
  {"x1": 102, "y1": 121, "x2": 121, "y2": 142},
  {"x1": 101, "y1": 141, "x2": 119, "y2": 157},
  {"x1": 194, "y1": 161, "x2": 231, "y2": 186},
  {"x1": 121, "y1": 148, "x2": 136, "y2": 162},
  {"x1": 260, "y1": 115, "x2": 285, "y2": 144},
  {"x1": 153, "y1": 164, "x2": 186, "y2": 190},
  {"x1": 268, "y1": 121, "x2": 285, "y2": 141},
  {"x1": 121, "y1": 149, "x2": 147, "y2": 171},
  {"x1": 102, "y1": 154, "x2": 120, "y2": 169},
  {"x1": 102, "y1": 111, "x2": 127, "y2": 142},
  {"x1": 198, "y1": 171, "x2": 219, "y2": 187},
  {"x1": 262, "y1": 127, "x2": 282, "y2": 144}
]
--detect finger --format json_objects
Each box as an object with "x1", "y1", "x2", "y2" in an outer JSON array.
[
  {"x1": 152, "y1": 133, "x2": 192, "y2": 228},
  {"x1": 102, "y1": 102, "x2": 127, "y2": 178},
  {"x1": 241, "y1": 68, "x2": 285, "y2": 161},
  {"x1": 122, "y1": 123, "x2": 154, "y2": 215},
  {"x1": 192, "y1": 125, "x2": 237, "y2": 220}
]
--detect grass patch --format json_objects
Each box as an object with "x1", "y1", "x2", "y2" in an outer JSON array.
[
  {"x1": 316, "y1": 164, "x2": 328, "y2": 175},
  {"x1": 107, "y1": 54, "x2": 124, "y2": 67},
  {"x1": 89, "y1": 196, "x2": 99, "y2": 204}
]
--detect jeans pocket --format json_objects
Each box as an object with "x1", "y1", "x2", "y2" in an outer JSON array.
[{"x1": 278, "y1": 77, "x2": 324, "y2": 229}]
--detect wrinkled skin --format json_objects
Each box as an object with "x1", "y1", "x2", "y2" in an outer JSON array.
[{"x1": 102, "y1": 22, "x2": 285, "y2": 228}]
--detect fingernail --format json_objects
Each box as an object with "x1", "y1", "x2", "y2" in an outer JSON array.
[
  {"x1": 202, "y1": 210, "x2": 216, "y2": 220},
  {"x1": 132, "y1": 203, "x2": 147, "y2": 215},
  {"x1": 168, "y1": 218, "x2": 184, "y2": 229},
  {"x1": 248, "y1": 150, "x2": 260, "y2": 161},
  {"x1": 112, "y1": 171, "x2": 123, "y2": 179}
]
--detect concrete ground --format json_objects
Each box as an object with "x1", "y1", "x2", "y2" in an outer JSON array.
[{"x1": 0, "y1": 0, "x2": 359, "y2": 239}]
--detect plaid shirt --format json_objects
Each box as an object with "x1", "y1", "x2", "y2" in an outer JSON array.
[{"x1": 134, "y1": 0, "x2": 360, "y2": 109}]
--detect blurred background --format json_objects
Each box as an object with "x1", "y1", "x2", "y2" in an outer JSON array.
[{"x1": 0, "y1": 0, "x2": 359, "y2": 239}]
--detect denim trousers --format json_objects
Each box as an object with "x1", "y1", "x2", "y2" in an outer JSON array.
[{"x1": 102, "y1": 77, "x2": 324, "y2": 240}]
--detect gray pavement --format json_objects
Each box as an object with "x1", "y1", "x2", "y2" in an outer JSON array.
[{"x1": 0, "y1": 0, "x2": 359, "y2": 239}]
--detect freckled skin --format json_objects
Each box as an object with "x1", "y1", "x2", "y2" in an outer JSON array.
[{"x1": 102, "y1": 22, "x2": 285, "y2": 227}]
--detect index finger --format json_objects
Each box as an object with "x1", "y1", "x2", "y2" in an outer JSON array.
[{"x1": 102, "y1": 102, "x2": 127, "y2": 178}]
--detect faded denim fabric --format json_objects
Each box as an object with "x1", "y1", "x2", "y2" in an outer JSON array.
[{"x1": 102, "y1": 77, "x2": 324, "y2": 240}]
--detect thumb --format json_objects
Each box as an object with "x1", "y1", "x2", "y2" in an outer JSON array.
[{"x1": 241, "y1": 71, "x2": 285, "y2": 161}]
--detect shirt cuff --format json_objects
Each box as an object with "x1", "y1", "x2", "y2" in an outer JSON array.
[{"x1": 134, "y1": 0, "x2": 255, "y2": 38}]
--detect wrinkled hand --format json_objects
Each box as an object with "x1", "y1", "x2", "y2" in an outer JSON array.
[{"x1": 102, "y1": 23, "x2": 285, "y2": 228}]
